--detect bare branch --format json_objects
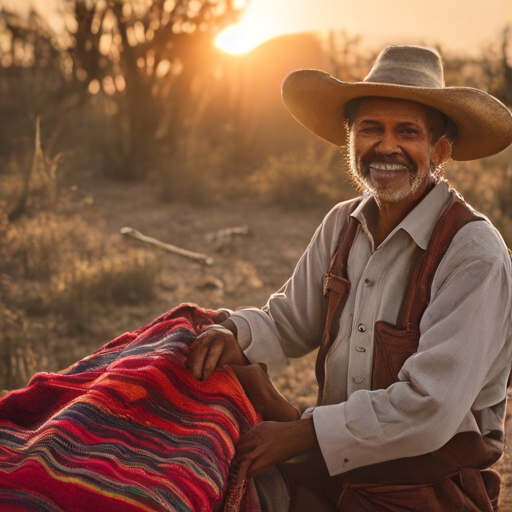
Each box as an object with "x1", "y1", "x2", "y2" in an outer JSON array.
[{"x1": 121, "y1": 227, "x2": 214, "y2": 265}]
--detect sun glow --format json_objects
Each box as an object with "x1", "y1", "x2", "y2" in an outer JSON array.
[
  {"x1": 214, "y1": 0, "x2": 303, "y2": 54},
  {"x1": 215, "y1": 22, "x2": 289, "y2": 54},
  {"x1": 214, "y1": 0, "x2": 511, "y2": 56}
]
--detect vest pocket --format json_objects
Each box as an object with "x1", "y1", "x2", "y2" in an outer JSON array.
[{"x1": 371, "y1": 321, "x2": 420, "y2": 390}]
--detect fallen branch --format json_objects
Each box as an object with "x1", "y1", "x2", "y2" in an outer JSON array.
[
  {"x1": 204, "y1": 225, "x2": 249, "y2": 242},
  {"x1": 205, "y1": 225, "x2": 250, "y2": 252},
  {"x1": 120, "y1": 227, "x2": 214, "y2": 265}
]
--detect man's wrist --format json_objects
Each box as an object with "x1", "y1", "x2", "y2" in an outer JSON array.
[{"x1": 282, "y1": 417, "x2": 320, "y2": 460}]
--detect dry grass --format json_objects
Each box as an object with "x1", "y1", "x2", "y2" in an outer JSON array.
[
  {"x1": 0, "y1": 211, "x2": 162, "y2": 389},
  {"x1": 446, "y1": 145, "x2": 512, "y2": 247},
  {"x1": 249, "y1": 147, "x2": 355, "y2": 208}
]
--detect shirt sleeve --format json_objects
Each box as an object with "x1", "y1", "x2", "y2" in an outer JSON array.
[
  {"x1": 312, "y1": 224, "x2": 512, "y2": 476},
  {"x1": 229, "y1": 202, "x2": 347, "y2": 373}
]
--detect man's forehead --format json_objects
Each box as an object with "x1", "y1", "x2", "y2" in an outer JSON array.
[{"x1": 355, "y1": 97, "x2": 430, "y2": 123}]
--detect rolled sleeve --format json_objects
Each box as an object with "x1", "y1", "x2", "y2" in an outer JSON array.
[
  {"x1": 229, "y1": 315, "x2": 252, "y2": 351},
  {"x1": 231, "y1": 202, "x2": 351, "y2": 372}
]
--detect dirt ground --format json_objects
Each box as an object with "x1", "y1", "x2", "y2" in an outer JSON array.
[{"x1": 59, "y1": 176, "x2": 512, "y2": 509}]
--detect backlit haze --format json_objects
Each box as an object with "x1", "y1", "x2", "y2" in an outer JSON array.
[
  {"x1": 2, "y1": 0, "x2": 510, "y2": 56},
  {"x1": 216, "y1": 0, "x2": 512, "y2": 55}
]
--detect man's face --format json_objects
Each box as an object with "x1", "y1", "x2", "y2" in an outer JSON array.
[{"x1": 349, "y1": 97, "x2": 438, "y2": 204}]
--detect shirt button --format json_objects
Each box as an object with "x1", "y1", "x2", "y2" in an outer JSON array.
[
  {"x1": 353, "y1": 377, "x2": 364, "y2": 384},
  {"x1": 364, "y1": 278, "x2": 371, "y2": 285},
  {"x1": 358, "y1": 324, "x2": 366, "y2": 333},
  {"x1": 356, "y1": 346, "x2": 366, "y2": 352}
]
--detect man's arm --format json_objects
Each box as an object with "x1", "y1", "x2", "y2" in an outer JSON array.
[
  {"x1": 187, "y1": 201, "x2": 349, "y2": 378},
  {"x1": 312, "y1": 229, "x2": 512, "y2": 476}
]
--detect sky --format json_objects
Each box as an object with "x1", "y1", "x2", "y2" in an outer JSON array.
[
  {"x1": 1, "y1": 0, "x2": 510, "y2": 56},
  {"x1": 217, "y1": 0, "x2": 512, "y2": 54}
]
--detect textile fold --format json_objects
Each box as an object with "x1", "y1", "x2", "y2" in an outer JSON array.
[{"x1": 0, "y1": 304, "x2": 262, "y2": 512}]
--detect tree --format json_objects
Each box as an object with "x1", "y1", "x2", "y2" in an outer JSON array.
[
  {"x1": 0, "y1": 1, "x2": 244, "y2": 182},
  {"x1": 69, "y1": 0, "x2": 244, "y2": 179}
]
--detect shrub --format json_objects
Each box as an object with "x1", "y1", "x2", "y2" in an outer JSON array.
[
  {"x1": 446, "y1": 145, "x2": 512, "y2": 246},
  {"x1": 248, "y1": 148, "x2": 356, "y2": 208},
  {"x1": 0, "y1": 212, "x2": 162, "y2": 388},
  {"x1": 53, "y1": 249, "x2": 161, "y2": 327}
]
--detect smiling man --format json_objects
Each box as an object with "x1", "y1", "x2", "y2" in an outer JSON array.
[{"x1": 188, "y1": 46, "x2": 512, "y2": 511}]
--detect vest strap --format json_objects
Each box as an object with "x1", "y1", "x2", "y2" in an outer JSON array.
[{"x1": 315, "y1": 199, "x2": 362, "y2": 404}]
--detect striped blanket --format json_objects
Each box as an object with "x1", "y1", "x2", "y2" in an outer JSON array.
[{"x1": 0, "y1": 304, "x2": 262, "y2": 512}]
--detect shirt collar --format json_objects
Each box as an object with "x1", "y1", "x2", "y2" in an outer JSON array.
[{"x1": 351, "y1": 181, "x2": 452, "y2": 251}]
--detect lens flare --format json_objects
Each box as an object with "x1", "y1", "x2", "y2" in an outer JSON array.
[{"x1": 215, "y1": 23, "x2": 282, "y2": 54}]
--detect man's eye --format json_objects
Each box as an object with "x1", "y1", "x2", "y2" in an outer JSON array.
[{"x1": 401, "y1": 129, "x2": 419, "y2": 136}]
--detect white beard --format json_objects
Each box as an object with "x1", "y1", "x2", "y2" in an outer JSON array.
[{"x1": 347, "y1": 144, "x2": 425, "y2": 204}]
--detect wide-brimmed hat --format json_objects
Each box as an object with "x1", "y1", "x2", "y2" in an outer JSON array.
[{"x1": 281, "y1": 45, "x2": 512, "y2": 161}]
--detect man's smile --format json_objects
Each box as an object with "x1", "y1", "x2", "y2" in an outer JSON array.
[
  {"x1": 367, "y1": 162, "x2": 413, "y2": 182},
  {"x1": 368, "y1": 163, "x2": 409, "y2": 172}
]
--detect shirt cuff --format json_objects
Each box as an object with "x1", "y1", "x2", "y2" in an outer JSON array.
[
  {"x1": 229, "y1": 315, "x2": 252, "y2": 350},
  {"x1": 312, "y1": 391, "x2": 382, "y2": 476}
]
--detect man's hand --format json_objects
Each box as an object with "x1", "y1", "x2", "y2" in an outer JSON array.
[
  {"x1": 203, "y1": 308, "x2": 231, "y2": 324},
  {"x1": 187, "y1": 319, "x2": 249, "y2": 381},
  {"x1": 235, "y1": 418, "x2": 320, "y2": 479}
]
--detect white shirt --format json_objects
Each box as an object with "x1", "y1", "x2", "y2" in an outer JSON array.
[{"x1": 230, "y1": 181, "x2": 512, "y2": 476}]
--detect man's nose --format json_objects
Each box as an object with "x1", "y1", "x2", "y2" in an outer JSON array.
[{"x1": 376, "y1": 130, "x2": 401, "y2": 156}]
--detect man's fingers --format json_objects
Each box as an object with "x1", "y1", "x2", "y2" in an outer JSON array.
[
  {"x1": 187, "y1": 332, "x2": 215, "y2": 380},
  {"x1": 236, "y1": 431, "x2": 259, "y2": 454},
  {"x1": 201, "y1": 341, "x2": 224, "y2": 381},
  {"x1": 206, "y1": 309, "x2": 230, "y2": 324},
  {"x1": 232, "y1": 457, "x2": 253, "y2": 482},
  {"x1": 247, "y1": 459, "x2": 269, "y2": 479},
  {"x1": 235, "y1": 446, "x2": 267, "y2": 479},
  {"x1": 236, "y1": 441, "x2": 258, "y2": 458},
  {"x1": 256, "y1": 362, "x2": 268, "y2": 374}
]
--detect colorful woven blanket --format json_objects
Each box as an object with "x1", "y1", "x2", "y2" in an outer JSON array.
[{"x1": 0, "y1": 304, "x2": 262, "y2": 512}]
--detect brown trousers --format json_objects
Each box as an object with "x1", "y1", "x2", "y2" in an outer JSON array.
[{"x1": 278, "y1": 451, "x2": 500, "y2": 512}]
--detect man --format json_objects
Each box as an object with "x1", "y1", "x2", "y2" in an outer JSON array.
[{"x1": 188, "y1": 45, "x2": 512, "y2": 511}]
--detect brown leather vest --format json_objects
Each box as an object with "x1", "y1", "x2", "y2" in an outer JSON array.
[{"x1": 316, "y1": 191, "x2": 502, "y2": 475}]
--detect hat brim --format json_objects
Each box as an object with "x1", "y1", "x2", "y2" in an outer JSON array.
[{"x1": 281, "y1": 70, "x2": 512, "y2": 161}]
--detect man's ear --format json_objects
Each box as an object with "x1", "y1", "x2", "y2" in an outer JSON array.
[{"x1": 432, "y1": 136, "x2": 452, "y2": 169}]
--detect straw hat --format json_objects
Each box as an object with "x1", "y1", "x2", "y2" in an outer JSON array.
[{"x1": 281, "y1": 45, "x2": 512, "y2": 161}]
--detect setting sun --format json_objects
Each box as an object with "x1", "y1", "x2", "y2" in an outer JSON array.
[
  {"x1": 214, "y1": 0, "x2": 303, "y2": 54},
  {"x1": 215, "y1": 0, "x2": 511, "y2": 55},
  {"x1": 215, "y1": 23, "x2": 276, "y2": 54}
]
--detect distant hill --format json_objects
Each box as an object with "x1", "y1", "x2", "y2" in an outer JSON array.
[{"x1": 221, "y1": 33, "x2": 334, "y2": 160}]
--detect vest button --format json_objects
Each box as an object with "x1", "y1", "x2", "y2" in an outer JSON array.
[
  {"x1": 356, "y1": 346, "x2": 366, "y2": 352},
  {"x1": 353, "y1": 377, "x2": 364, "y2": 384},
  {"x1": 364, "y1": 278, "x2": 371, "y2": 285},
  {"x1": 358, "y1": 324, "x2": 366, "y2": 333}
]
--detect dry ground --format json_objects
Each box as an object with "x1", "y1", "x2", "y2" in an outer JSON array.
[{"x1": 48, "y1": 176, "x2": 512, "y2": 509}]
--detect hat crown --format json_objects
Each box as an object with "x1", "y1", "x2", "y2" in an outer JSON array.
[{"x1": 364, "y1": 45, "x2": 445, "y2": 89}]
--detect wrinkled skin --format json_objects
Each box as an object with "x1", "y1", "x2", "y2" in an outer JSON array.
[{"x1": 349, "y1": 97, "x2": 452, "y2": 247}]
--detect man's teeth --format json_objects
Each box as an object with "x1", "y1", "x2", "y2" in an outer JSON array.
[{"x1": 370, "y1": 163, "x2": 408, "y2": 171}]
